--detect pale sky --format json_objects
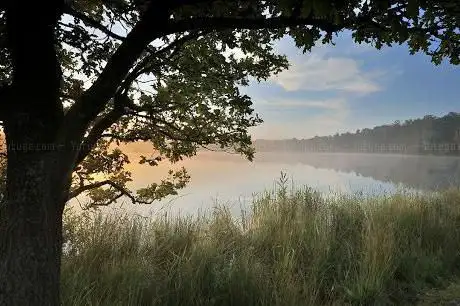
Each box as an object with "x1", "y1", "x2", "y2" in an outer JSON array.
[{"x1": 246, "y1": 31, "x2": 460, "y2": 140}]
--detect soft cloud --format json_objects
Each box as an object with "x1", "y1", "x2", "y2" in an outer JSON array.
[
  {"x1": 250, "y1": 95, "x2": 352, "y2": 139},
  {"x1": 258, "y1": 98, "x2": 346, "y2": 111},
  {"x1": 251, "y1": 107, "x2": 350, "y2": 139},
  {"x1": 271, "y1": 55, "x2": 382, "y2": 94}
]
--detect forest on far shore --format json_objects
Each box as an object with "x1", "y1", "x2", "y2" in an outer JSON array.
[{"x1": 254, "y1": 112, "x2": 460, "y2": 155}]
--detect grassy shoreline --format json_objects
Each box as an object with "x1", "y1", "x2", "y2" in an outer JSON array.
[{"x1": 61, "y1": 184, "x2": 460, "y2": 305}]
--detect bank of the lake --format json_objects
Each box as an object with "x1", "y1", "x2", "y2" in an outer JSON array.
[{"x1": 62, "y1": 185, "x2": 460, "y2": 306}]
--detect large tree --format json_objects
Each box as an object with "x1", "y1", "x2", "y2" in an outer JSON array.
[{"x1": 0, "y1": 0, "x2": 458, "y2": 305}]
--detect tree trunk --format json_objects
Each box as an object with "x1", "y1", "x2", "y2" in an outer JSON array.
[
  {"x1": 0, "y1": 146, "x2": 71, "y2": 306},
  {"x1": 1, "y1": 2, "x2": 71, "y2": 305}
]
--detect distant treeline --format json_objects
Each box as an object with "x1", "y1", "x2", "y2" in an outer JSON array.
[{"x1": 254, "y1": 112, "x2": 460, "y2": 155}]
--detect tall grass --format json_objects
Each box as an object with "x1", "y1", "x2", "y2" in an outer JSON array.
[{"x1": 61, "y1": 181, "x2": 460, "y2": 306}]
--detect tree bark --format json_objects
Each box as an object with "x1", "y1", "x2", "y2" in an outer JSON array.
[
  {"x1": 0, "y1": 2, "x2": 68, "y2": 304},
  {"x1": 0, "y1": 140, "x2": 72, "y2": 306}
]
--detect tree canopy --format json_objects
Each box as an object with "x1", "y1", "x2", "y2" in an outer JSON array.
[{"x1": 0, "y1": 0, "x2": 458, "y2": 208}]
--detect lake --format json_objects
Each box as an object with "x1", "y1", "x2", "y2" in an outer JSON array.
[{"x1": 77, "y1": 151, "x2": 460, "y2": 217}]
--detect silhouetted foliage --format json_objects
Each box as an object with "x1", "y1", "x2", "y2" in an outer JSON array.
[
  {"x1": 0, "y1": 157, "x2": 5, "y2": 203},
  {"x1": 0, "y1": 136, "x2": 5, "y2": 203}
]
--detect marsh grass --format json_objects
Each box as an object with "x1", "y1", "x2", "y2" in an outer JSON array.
[{"x1": 61, "y1": 181, "x2": 460, "y2": 306}]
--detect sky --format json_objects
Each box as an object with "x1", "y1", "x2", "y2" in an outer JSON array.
[
  {"x1": 60, "y1": 12, "x2": 459, "y2": 141},
  {"x1": 245, "y1": 31, "x2": 460, "y2": 140}
]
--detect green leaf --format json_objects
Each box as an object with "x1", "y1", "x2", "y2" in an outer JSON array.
[
  {"x1": 301, "y1": 1, "x2": 313, "y2": 17},
  {"x1": 313, "y1": 0, "x2": 332, "y2": 17},
  {"x1": 407, "y1": 0, "x2": 420, "y2": 18}
]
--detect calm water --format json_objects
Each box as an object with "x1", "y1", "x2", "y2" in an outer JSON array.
[{"x1": 81, "y1": 151, "x2": 460, "y2": 217}]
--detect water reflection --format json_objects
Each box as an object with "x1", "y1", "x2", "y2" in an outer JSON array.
[
  {"x1": 116, "y1": 152, "x2": 408, "y2": 216},
  {"x1": 253, "y1": 152, "x2": 460, "y2": 191},
  {"x1": 75, "y1": 151, "x2": 459, "y2": 217}
]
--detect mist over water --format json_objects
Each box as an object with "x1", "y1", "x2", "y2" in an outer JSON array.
[{"x1": 74, "y1": 151, "x2": 460, "y2": 217}]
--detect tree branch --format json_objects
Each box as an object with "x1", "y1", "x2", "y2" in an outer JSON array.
[
  {"x1": 0, "y1": 84, "x2": 11, "y2": 121},
  {"x1": 166, "y1": 16, "x2": 345, "y2": 34},
  {"x1": 59, "y1": 4, "x2": 171, "y2": 148},
  {"x1": 118, "y1": 29, "x2": 211, "y2": 95},
  {"x1": 69, "y1": 179, "x2": 113, "y2": 199},
  {"x1": 63, "y1": 5, "x2": 126, "y2": 41},
  {"x1": 69, "y1": 179, "x2": 153, "y2": 205},
  {"x1": 75, "y1": 106, "x2": 125, "y2": 165},
  {"x1": 154, "y1": 29, "x2": 211, "y2": 58},
  {"x1": 62, "y1": 4, "x2": 163, "y2": 56},
  {"x1": 99, "y1": 133, "x2": 156, "y2": 146}
]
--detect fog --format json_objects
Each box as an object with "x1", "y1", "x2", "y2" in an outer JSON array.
[{"x1": 73, "y1": 150, "x2": 460, "y2": 217}]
